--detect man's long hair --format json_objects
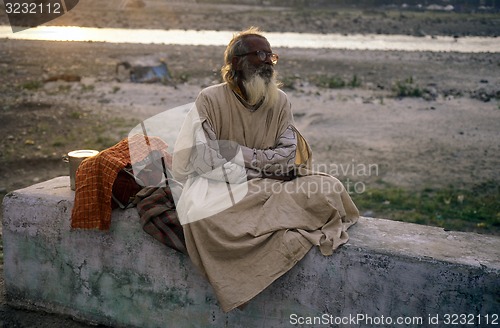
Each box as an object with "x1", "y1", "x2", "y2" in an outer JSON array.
[{"x1": 221, "y1": 26, "x2": 266, "y2": 88}]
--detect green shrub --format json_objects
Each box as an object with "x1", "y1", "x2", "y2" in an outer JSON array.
[
  {"x1": 393, "y1": 76, "x2": 423, "y2": 98},
  {"x1": 21, "y1": 80, "x2": 42, "y2": 90},
  {"x1": 315, "y1": 74, "x2": 362, "y2": 89}
]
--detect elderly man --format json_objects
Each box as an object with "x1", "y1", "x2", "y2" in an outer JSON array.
[{"x1": 172, "y1": 27, "x2": 359, "y2": 312}]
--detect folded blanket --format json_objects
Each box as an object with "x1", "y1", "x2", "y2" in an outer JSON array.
[
  {"x1": 71, "y1": 134, "x2": 170, "y2": 230},
  {"x1": 135, "y1": 186, "x2": 186, "y2": 254}
]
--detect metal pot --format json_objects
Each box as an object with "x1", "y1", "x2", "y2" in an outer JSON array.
[{"x1": 63, "y1": 150, "x2": 99, "y2": 190}]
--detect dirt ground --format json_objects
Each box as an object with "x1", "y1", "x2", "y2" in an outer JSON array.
[
  {"x1": 1, "y1": 40, "x2": 498, "y2": 195},
  {"x1": 0, "y1": 1, "x2": 499, "y2": 327}
]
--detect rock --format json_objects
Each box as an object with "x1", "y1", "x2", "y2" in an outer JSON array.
[
  {"x1": 423, "y1": 86, "x2": 438, "y2": 101},
  {"x1": 363, "y1": 210, "x2": 374, "y2": 217},
  {"x1": 471, "y1": 88, "x2": 494, "y2": 102}
]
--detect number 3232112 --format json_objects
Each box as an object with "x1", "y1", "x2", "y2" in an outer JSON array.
[
  {"x1": 442, "y1": 313, "x2": 498, "y2": 325},
  {"x1": 5, "y1": 2, "x2": 62, "y2": 15}
]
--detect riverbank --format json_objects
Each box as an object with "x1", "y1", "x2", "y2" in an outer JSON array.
[
  {"x1": 2, "y1": 0, "x2": 498, "y2": 37},
  {"x1": 0, "y1": 1, "x2": 499, "y2": 327}
]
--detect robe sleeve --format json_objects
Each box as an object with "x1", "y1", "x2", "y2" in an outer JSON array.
[
  {"x1": 240, "y1": 125, "x2": 297, "y2": 175},
  {"x1": 191, "y1": 120, "x2": 227, "y2": 174},
  {"x1": 188, "y1": 120, "x2": 246, "y2": 184}
]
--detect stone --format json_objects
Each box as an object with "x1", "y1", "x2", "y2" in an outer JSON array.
[{"x1": 2, "y1": 177, "x2": 499, "y2": 327}]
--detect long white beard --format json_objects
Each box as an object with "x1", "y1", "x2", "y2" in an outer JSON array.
[{"x1": 243, "y1": 73, "x2": 280, "y2": 109}]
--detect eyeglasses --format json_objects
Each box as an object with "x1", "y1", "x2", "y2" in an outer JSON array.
[{"x1": 236, "y1": 50, "x2": 279, "y2": 65}]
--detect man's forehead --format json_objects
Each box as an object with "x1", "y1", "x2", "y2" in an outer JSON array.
[{"x1": 243, "y1": 35, "x2": 271, "y2": 50}]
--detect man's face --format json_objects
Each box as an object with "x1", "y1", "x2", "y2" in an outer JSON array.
[{"x1": 239, "y1": 36, "x2": 275, "y2": 82}]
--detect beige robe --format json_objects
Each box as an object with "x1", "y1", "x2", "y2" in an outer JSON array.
[{"x1": 172, "y1": 83, "x2": 359, "y2": 312}]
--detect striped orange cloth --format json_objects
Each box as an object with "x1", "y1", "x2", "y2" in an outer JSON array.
[{"x1": 71, "y1": 134, "x2": 171, "y2": 230}]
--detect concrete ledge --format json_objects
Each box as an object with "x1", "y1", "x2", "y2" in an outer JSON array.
[{"x1": 2, "y1": 177, "x2": 499, "y2": 327}]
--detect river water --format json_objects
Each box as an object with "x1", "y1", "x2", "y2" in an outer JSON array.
[{"x1": 0, "y1": 25, "x2": 499, "y2": 53}]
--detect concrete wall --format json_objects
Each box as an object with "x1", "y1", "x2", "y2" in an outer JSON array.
[{"x1": 2, "y1": 177, "x2": 499, "y2": 328}]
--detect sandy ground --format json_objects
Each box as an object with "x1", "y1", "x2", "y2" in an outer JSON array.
[
  {"x1": 1, "y1": 41, "x2": 498, "y2": 192},
  {"x1": 0, "y1": 1, "x2": 499, "y2": 327}
]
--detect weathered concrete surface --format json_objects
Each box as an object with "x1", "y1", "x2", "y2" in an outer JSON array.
[{"x1": 2, "y1": 177, "x2": 499, "y2": 327}]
